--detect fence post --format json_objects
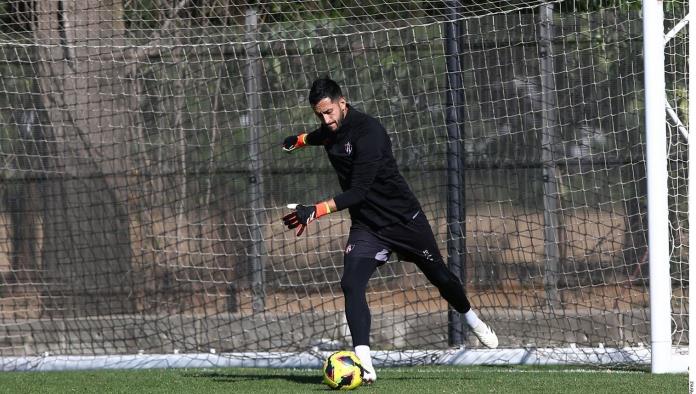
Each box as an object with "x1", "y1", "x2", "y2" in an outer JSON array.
[
  {"x1": 445, "y1": 0, "x2": 466, "y2": 346},
  {"x1": 539, "y1": 3, "x2": 562, "y2": 309},
  {"x1": 245, "y1": 7, "x2": 265, "y2": 313}
]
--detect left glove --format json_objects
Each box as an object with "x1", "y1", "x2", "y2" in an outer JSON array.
[
  {"x1": 282, "y1": 203, "x2": 331, "y2": 236},
  {"x1": 282, "y1": 133, "x2": 308, "y2": 152}
]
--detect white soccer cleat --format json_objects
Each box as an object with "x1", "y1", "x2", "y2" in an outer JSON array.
[
  {"x1": 354, "y1": 345, "x2": 376, "y2": 384},
  {"x1": 361, "y1": 367, "x2": 377, "y2": 385},
  {"x1": 471, "y1": 321, "x2": 499, "y2": 349}
]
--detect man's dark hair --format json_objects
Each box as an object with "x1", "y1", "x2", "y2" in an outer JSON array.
[{"x1": 308, "y1": 77, "x2": 343, "y2": 106}]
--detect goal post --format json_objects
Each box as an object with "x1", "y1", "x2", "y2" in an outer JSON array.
[
  {"x1": 0, "y1": 0, "x2": 690, "y2": 375},
  {"x1": 643, "y1": 0, "x2": 671, "y2": 374},
  {"x1": 642, "y1": 1, "x2": 696, "y2": 378},
  {"x1": 644, "y1": 0, "x2": 692, "y2": 376},
  {"x1": 691, "y1": 2, "x2": 696, "y2": 388}
]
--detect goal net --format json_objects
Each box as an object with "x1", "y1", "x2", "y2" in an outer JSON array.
[{"x1": 0, "y1": 0, "x2": 687, "y2": 371}]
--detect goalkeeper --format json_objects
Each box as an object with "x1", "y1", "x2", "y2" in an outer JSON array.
[{"x1": 282, "y1": 77, "x2": 498, "y2": 384}]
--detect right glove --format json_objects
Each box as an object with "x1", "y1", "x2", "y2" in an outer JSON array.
[
  {"x1": 282, "y1": 202, "x2": 331, "y2": 236},
  {"x1": 282, "y1": 133, "x2": 308, "y2": 152}
]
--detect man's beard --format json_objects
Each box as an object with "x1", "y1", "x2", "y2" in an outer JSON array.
[{"x1": 333, "y1": 111, "x2": 345, "y2": 130}]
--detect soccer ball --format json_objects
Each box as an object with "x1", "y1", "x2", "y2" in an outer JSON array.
[{"x1": 322, "y1": 350, "x2": 364, "y2": 390}]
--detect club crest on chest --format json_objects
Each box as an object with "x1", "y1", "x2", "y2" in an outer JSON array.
[{"x1": 344, "y1": 142, "x2": 352, "y2": 155}]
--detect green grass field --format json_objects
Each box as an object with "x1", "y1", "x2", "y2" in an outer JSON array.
[{"x1": 0, "y1": 365, "x2": 686, "y2": 393}]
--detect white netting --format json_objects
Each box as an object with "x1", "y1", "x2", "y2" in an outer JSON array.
[{"x1": 0, "y1": 0, "x2": 685, "y2": 369}]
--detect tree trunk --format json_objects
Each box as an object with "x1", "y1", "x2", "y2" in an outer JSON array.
[{"x1": 34, "y1": 0, "x2": 134, "y2": 316}]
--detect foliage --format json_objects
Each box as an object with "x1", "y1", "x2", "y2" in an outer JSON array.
[
  {"x1": 559, "y1": 0, "x2": 641, "y2": 12},
  {"x1": 0, "y1": 0, "x2": 31, "y2": 34},
  {"x1": 124, "y1": 0, "x2": 161, "y2": 30}
]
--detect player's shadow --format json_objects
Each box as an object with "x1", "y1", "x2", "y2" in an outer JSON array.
[
  {"x1": 183, "y1": 370, "x2": 322, "y2": 386},
  {"x1": 184, "y1": 369, "x2": 473, "y2": 389}
]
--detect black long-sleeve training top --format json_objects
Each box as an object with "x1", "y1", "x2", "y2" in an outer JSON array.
[{"x1": 305, "y1": 105, "x2": 421, "y2": 229}]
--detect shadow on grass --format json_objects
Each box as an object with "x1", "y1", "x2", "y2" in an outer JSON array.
[
  {"x1": 183, "y1": 369, "x2": 473, "y2": 388},
  {"x1": 183, "y1": 370, "x2": 322, "y2": 386}
]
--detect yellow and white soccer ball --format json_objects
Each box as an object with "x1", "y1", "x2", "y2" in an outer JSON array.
[{"x1": 322, "y1": 350, "x2": 364, "y2": 390}]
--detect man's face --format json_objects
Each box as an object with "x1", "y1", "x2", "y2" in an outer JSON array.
[{"x1": 313, "y1": 97, "x2": 347, "y2": 131}]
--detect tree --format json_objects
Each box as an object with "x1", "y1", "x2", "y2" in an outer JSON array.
[{"x1": 34, "y1": 0, "x2": 134, "y2": 316}]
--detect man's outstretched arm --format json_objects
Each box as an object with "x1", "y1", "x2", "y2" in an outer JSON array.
[{"x1": 282, "y1": 144, "x2": 380, "y2": 236}]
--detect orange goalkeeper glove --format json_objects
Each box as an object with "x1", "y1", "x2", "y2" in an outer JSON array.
[
  {"x1": 282, "y1": 133, "x2": 308, "y2": 152},
  {"x1": 282, "y1": 203, "x2": 332, "y2": 236}
]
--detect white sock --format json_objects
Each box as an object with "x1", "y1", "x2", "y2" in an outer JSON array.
[
  {"x1": 354, "y1": 345, "x2": 375, "y2": 373},
  {"x1": 464, "y1": 309, "x2": 483, "y2": 328}
]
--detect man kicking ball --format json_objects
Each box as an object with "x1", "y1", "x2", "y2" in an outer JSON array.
[{"x1": 282, "y1": 77, "x2": 498, "y2": 384}]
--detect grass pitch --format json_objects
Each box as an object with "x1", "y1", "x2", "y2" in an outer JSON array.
[{"x1": 0, "y1": 365, "x2": 686, "y2": 393}]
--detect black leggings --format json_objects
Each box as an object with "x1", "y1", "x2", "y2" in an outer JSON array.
[
  {"x1": 341, "y1": 253, "x2": 471, "y2": 347},
  {"x1": 340, "y1": 213, "x2": 473, "y2": 346}
]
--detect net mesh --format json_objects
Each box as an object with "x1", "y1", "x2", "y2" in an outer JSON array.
[{"x1": 0, "y1": 0, "x2": 686, "y2": 367}]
